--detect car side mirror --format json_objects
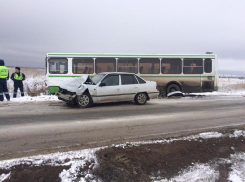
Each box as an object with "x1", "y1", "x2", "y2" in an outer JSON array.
[{"x1": 99, "y1": 82, "x2": 106, "y2": 87}]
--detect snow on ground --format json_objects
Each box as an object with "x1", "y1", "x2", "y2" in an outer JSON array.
[
  {"x1": 229, "y1": 130, "x2": 245, "y2": 138},
  {"x1": 0, "y1": 94, "x2": 58, "y2": 103},
  {"x1": 152, "y1": 164, "x2": 219, "y2": 182},
  {"x1": 188, "y1": 77, "x2": 245, "y2": 96},
  {"x1": 0, "y1": 148, "x2": 99, "y2": 182},
  {"x1": 228, "y1": 153, "x2": 245, "y2": 182},
  {"x1": 4, "y1": 70, "x2": 55, "y2": 102},
  {"x1": 7, "y1": 69, "x2": 46, "y2": 97},
  {"x1": 152, "y1": 153, "x2": 245, "y2": 182},
  {"x1": 1, "y1": 130, "x2": 245, "y2": 182},
  {"x1": 189, "y1": 90, "x2": 245, "y2": 96},
  {"x1": 219, "y1": 77, "x2": 245, "y2": 87},
  {"x1": 113, "y1": 132, "x2": 224, "y2": 148},
  {"x1": 0, "y1": 173, "x2": 11, "y2": 182},
  {"x1": 9, "y1": 94, "x2": 58, "y2": 102},
  {"x1": 198, "y1": 132, "x2": 223, "y2": 139}
]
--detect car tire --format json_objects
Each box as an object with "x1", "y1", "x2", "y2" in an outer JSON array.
[
  {"x1": 135, "y1": 93, "x2": 147, "y2": 105},
  {"x1": 76, "y1": 93, "x2": 93, "y2": 108},
  {"x1": 166, "y1": 84, "x2": 181, "y2": 95}
]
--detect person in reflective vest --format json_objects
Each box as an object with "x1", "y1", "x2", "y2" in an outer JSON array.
[
  {"x1": 11, "y1": 67, "x2": 26, "y2": 98},
  {"x1": 0, "y1": 59, "x2": 10, "y2": 102}
]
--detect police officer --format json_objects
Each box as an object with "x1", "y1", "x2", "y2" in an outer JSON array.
[
  {"x1": 11, "y1": 67, "x2": 26, "y2": 98},
  {"x1": 0, "y1": 59, "x2": 10, "y2": 102}
]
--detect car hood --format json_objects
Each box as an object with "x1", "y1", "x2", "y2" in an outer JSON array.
[{"x1": 59, "y1": 75, "x2": 88, "y2": 94}]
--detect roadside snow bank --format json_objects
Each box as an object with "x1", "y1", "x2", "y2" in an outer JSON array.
[
  {"x1": 152, "y1": 164, "x2": 219, "y2": 182},
  {"x1": 0, "y1": 173, "x2": 11, "y2": 182},
  {"x1": 151, "y1": 153, "x2": 245, "y2": 182},
  {"x1": 190, "y1": 90, "x2": 245, "y2": 96},
  {"x1": 199, "y1": 132, "x2": 223, "y2": 139},
  {"x1": 113, "y1": 132, "x2": 223, "y2": 148},
  {"x1": 228, "y1": 153, "x2": 245, "y2": 182},
  {"x1": 2, "y1": 95, "x2": 59, "y2": 102},
  {"x1": 229, "y1": 130, "x2": 245, "y2": 138},
  {"x1": 0, "y1": 149, "x2": 99, "y2": 182}
]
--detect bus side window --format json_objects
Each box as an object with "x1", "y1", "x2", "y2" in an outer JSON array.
[
  {"x1": 139, "y1": 58, "x2": 160, "y2": 74},
  {"x1": 117, "y1": 58, "x2": 138, "y2": 73},
  {"x1": 72, "y1": 58, "x2": 94, "y2": 74},
  {"x1": 161, "y1": 58, "x2": 182, "y2": 74},
  {"x1": 204, "y1": 59, "x2": 212, "y2": 73},
  {"x1": 183, "y1": 58, "x2": 203, "y2": 74},
  {"x1": 95, "y1": 58, "x2": 116, "y2": 73}
]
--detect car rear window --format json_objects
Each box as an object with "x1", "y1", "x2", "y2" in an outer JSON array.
[
  {"x1": 135, "y1": 75, "x2": 146, "y2": 84},
  {"x1": 121, "y1": 75, "x2": 138, "y2": 85}
]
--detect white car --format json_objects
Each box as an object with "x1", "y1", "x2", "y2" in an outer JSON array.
[{"x1": 57, "y1": 72, "x2": 159, "y2": 108}]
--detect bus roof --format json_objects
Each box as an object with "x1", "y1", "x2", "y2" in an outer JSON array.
[{"x1": 46, "y1": 53, "x2": 216, "y2": 58}]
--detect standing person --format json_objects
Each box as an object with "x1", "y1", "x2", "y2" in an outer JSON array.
[
  {"x1": 0, "y1": 59, "x2": 10, "y2": 102},
  {"x1": 11, "y1": 67, "x2": 26, "y2": 98}
]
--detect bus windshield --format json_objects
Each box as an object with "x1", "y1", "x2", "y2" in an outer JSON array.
[
  {"x1": 49, "y1": 58, "x2": 68, "y2": 74},
  {"x1": 91, "y1": 74, "x2": 105, "y2": 84}
]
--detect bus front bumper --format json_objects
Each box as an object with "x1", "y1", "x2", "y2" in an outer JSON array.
[{"x1": 56, "y1": 92, "x2": 76, "y2": 102}]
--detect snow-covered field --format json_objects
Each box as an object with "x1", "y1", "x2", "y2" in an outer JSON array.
[
  {"x1": 1, "y1": 130, "x2": 245, "y2": 182},
  {"x1": 192, "y1": 77, "x2": 245, "y2": 96}
]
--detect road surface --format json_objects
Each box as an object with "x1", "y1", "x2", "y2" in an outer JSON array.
[{"x1": 1, "y1": 96, "x2": 245, "y2": 160}]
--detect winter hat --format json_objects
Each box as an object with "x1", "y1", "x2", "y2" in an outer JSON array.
[
  {"x1": 0, "y1": 59, "x2": 4, "y2": 66},
  {"x1": 15, "y1": 67, "x2": 21, "y2": 70}
]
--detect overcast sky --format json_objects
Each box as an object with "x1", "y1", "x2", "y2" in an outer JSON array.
[{"x1": 1, "y1": 0, "x2": 245, "y2": 75}]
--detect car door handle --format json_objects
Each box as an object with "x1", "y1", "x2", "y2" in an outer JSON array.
[
  {"x1": 117, "y1": 89, "x2": 120, "y2": 91},
  {"x1": 134, "y1": 87, "x2": 138, "y2": 88}
]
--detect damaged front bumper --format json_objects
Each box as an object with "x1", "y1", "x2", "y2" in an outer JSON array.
[{"x1": 56, "y1": 92, "x2": 77, "y2": 102}]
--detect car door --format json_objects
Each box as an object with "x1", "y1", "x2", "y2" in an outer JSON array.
[
  {"x1": 95, "y1": 74, "x2": 121, "y2": 103},
  {"x1": 120, "y1": 74, "x2": 139, "y2": 101}
]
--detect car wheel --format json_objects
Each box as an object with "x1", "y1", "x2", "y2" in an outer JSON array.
[
  {"x1": 166, "y1": 84, "x2": 181, "y2": 95},
  {"x1": 76, "y1": 93, "x2": 93, "y2": 108},
  {"x1": 135, "y1": 93, "x2": 147, "y2": 105}
]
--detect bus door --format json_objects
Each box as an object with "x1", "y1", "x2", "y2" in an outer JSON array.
[{"x1": 183, "y1": 58, "x2": 203, "y2": 93}]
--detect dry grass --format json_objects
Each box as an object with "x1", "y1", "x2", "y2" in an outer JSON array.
[
  {"x1": 25, "y1": 83, "x2": 47, "y2": 97},
  {"x1": 219, "y1": 78, "x2": 245, "y2": 92},
  {"x1": 7, "y1": 67, "x2": 45, "y2": 77}
]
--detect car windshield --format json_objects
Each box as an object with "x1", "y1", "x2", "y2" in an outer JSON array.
[{"x1": 91, "y1": 74, "x2": 106, "y2": 84}]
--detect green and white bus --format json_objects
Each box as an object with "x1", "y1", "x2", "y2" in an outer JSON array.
[{"x1": 45, "y1": 53, "x2": 218, "y2": 95}]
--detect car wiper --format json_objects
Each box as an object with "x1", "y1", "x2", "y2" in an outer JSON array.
[{"x1": 89, "y1": 76, "x2": 96, "y2": 85}]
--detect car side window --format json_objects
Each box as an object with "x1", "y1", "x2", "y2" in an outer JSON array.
[
  {"x1": 101, "y1": 75, "x2": 119, "y2": 86},
  {"x1": 121, "y1": 75, "x2": 138, "y2": 85},
  {"x1": 135, "y1": 75, "x2": 146, "y2": 84}
]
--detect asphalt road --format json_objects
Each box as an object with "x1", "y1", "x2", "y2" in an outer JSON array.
[{"x1": 1, "y1": 96, "x2": 245, "y2": 160}]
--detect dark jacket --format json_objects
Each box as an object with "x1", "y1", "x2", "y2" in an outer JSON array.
[
  {"x1": 11, "y1": 72, "x2": 26, "y2": 82},
  {"x1": 0, "y1": 59, "x2": 9, "y2": 80}
]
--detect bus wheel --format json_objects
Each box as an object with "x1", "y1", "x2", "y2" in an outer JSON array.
[
  {"x1": 166, "y1": 84, "x2": 181, "y2": 95},
  {"x1": 135, "y1": 93, "x2": 147, "y2": 105},
  {"x1": 76, "y1": 93, "x2": 93, "y2": 108}
]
